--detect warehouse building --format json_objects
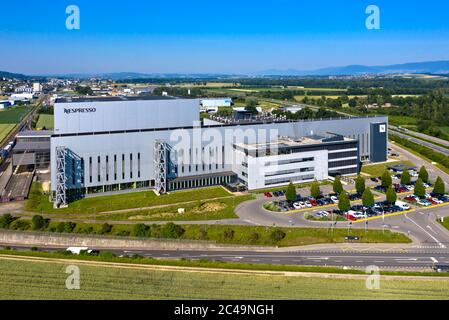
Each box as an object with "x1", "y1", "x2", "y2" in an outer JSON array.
[{"x1": 50, "y1": 96, "x2": 387, "y2": 208}]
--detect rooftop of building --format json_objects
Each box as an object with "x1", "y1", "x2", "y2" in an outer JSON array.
[
  {"x1": 235, "y1": 133, "x2": 355, "y2": 150},
  {"x1": 54, "y1": 95, "x2": 191, "y2": 104},
  {"x1": 16, "y1": 130, "x2": 54, "y2": 138}
]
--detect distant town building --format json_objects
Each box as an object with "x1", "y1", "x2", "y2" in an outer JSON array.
[
  {"x1": 10, "y1": 93, "x2": 34, "y2": 101},
  {"x1": 200, "y1": 98, "x2": 233, "y2": 112},
  {"x1": 33, "y1": 83, "x2": 43, "y2": 93},
  {"x1": 15, "y1": 86, "x2": 33, "y2": 94}
]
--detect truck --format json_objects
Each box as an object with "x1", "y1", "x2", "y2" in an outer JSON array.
[{"x1": 66, "y1": 247, "x2": 99, "y2": 255}]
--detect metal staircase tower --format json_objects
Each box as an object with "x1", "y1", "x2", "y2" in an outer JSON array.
[{"x1": 54, "y1": 146, "x2": 68, "y2": 208}]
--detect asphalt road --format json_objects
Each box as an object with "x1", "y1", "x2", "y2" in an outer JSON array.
[
  {"x1": 3, "y1": 244, "x2": 449, "y2": 270},
  {"x1": 390, "y1": 125, "x2": 449, "y2": 148},
  {"x1": 390, "y1": 129, "x2": 449, "y2": 156}
]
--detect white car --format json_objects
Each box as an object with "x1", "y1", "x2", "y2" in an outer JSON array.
[
  {"x1": 431, "y1": 197, "x2": 443, "y2": 204},
  {"x1": 330, "y1": 196, "x2": 338, "y2": 203},
  {"x1": 353, "y1": 212, "x2": 367, "y2": 219},
  {"x1": 304, "y1": 201, "x2": 312, "y2": 208},
  {"x1": 293, "y1": 202, "x2": 304, "y2": 209},
  {"x1": 410, "y1": 171, "x2": 419, "y2": 177},
  {"x1": 317, "y1": 210, "x2": 329, "y2": 217},
  {"x1": 405, "y1": 185, "x2": 414, "y2": 191}
]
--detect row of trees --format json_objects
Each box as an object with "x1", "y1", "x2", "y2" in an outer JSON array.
[{"x1": 284, "y1": 165, "x2": 445, "y2": 213}]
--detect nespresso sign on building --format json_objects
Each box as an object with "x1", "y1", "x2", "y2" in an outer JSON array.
[{"x1": 63, "y1": 107, "x2": 97, "y2": 114}]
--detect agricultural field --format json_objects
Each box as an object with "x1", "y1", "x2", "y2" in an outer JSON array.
[
  {"x1": 1, "y1": 257, "x2": 448, "y2": 299},
  {"x1": 35, "y1": 114, "x2": 54, "y2": 130},
  {"x1": 0, "y1": 106, "x2": 32, "y2": 143}
]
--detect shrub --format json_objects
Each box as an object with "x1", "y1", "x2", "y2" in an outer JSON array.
[
  {"x1": 160, "y1": 223, "x2": 185, "y2": 239},
  {"x1": 56, "y1": 222, "x2": 65, "y2": 233},
  {"x1": 221, "y1": 228, "x2": 235, "y2": 241},
  {"x1": 197, "y1": 228, "x2": 208, "y2": 240},
  {"x1": 9, "y1": 220, "x2": 31, "y2": 231},
  {"x1": 270, "y1": 229, "x2": 286, "y2": 242},
  {"x1": 100, "y1": 223, "x2": 113, "y2": 235},
  {"x1": 31, "y1": 215, "x2": 46, "y2": 230},
  {"x1": 248, "y1": 232, "x2": 260, "y2": 244},
  {"x1": 63, "y1": 222, "x2": 77, "y2": 233},
  {"x1": 0, "y1": 214, "x2": 15, "y2": 229},
  {"x1": 132, "y1": 223, "x2": 150, "y2": 237}
]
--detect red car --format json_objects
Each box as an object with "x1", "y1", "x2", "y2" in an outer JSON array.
[
  {"x1": 404, "y1": 196, "x2": 417, "y2": 202},
  {"x1": 310, "y1": 199, "x2": 318, "y2": 206},
  {"x1": 264, "y1": 192, "x2": 272, "y2": 198}
]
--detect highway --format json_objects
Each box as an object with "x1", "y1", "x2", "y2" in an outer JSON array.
[
  {"x1": 2, "y1": 244, "x2": 448, "y2": 270},
  {"x1": 390, "y1": 128, "x2": 449, "y2": 156}
]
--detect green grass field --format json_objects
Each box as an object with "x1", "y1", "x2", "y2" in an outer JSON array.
[
  {"x1": 0, "y1": 106, "x2": 32, "y2": 143},
  {"x1": 1, "y1": 257, "x2": 448, "y2": 299},
  {"x1": 36, "y1": 114, "x2": 54, "y2": 130},
  {"x1": 26, "y1": 183, "x2": 234, "y2": 215},
  {"x1": 361, "y1": 160, "x2": 415, "y2": 177}
]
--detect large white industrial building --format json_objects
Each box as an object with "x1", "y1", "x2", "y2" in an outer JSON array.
[{"x1": 50, "y1": 96, "x2": 388, "y2": 207}]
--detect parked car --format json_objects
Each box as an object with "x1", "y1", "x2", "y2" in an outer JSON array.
[
  {"x1": 370, "y1": 177, "x2": 379, "y2": 182},
  {"x1": 417, "y1": 199, "x2": 431, "y2": 206},
  {"x1": 330, "y1": 196, "x2": 338, "y2": 203},
  {"x1": 264, "y1": 192, "x2": 272, "y2": 198}
]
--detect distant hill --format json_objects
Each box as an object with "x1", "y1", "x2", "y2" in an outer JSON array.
[
  {"x1": 257, "y1": 60, "x2": 449, "y2": 76},
  {"x1": 0, "y1": 71, "x2": 28, "y2": 80}
]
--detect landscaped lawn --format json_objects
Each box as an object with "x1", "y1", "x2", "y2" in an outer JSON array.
[
  {"x1": 36, "y1": 114, "x2": 54, "y2": 130},
  {"x1": 1, "y1": 257, "x2": 446, "y2": 299},
  {"x1": 361, "y1": 160, "x2": 415, "y2": 178},
  {"x1": 25, "y1": 183, "x2": 233, "y2": 215}
]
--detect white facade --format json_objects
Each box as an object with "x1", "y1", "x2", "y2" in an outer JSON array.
[
  {"x1": 50, "y1": 97, "x2": 387, "y2": 200},
  {"x1": 10, "y1": 93, "x2": 34, "y2": 101},
  {"x1": 54, "y1": 97, "x2": 199, "y2": 134}
]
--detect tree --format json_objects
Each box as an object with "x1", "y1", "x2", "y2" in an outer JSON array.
[
  {"x1": 333, "y1": 176, "x2": 343, "y2": 195},
  {"x1": 310, "y1": 181, "x2": 321, "y2": 199},
  {"x1": 433, "y1": 176, "x2": 445, "y2": 196},
  {"x1": 362, "y1": 188, "x2": 375, "y2": 207},
  {"x1": 75, "y1": 85, "x2": 93, "y2": 96},
  {"x1": 418, "y1": 166, "x2": 429, "y2": 183},
  {"x1": 285, "y1": 182, "x2": 297, "y2": 202},
  {"x1": 355, "y1": 176, "x2": 365, "y2": 195},
  {"x1": 386, "y1": 187, "x2": 397, "y2": 204},
  {"x1": 400, "y1": 169, "x2": 411, "y2": 185},
  {"x1": 414, "y1": 178, "x2": 426, "y2": 198},
  {"x1": 31, "y1": 215, "x2": 45, "y2": 230},
  {"x1": 245, "y1": 97, "x2": 259, "y2": 114},
  {"x1": 381, "y1": 170, "x2": 392, "y2": 188},
  {"x1": 338, "y1": 192, "x2": 351, "y2": 212}
]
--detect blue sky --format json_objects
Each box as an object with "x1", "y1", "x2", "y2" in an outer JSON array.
[{"x1": 1, "y1": 0, "x2": 449, "y2": 74}]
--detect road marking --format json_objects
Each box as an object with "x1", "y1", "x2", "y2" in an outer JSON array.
[
  {"x1": 374, "y1": 260, "x2": 384, "y2": 263},
  {"x1": 405, "y1": 215, "x2": 446, "y2": 248},
  {"x1": 430, "y1": 257, "x2": 438, "y2": 263}
]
